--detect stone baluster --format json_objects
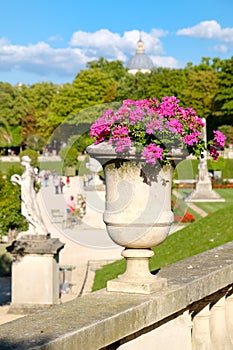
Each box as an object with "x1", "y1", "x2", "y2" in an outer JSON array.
[
  {"x1": 192, "y1": 304, "x2": 211, "y2": 350},
  {"x1": 210, "y1": 295, "x2": 233, "y2": 350},
  {"x1": 225, "y1": 286, "x2": 233, "y2": 345}
]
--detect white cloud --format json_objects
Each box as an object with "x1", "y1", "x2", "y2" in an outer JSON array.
[
  {"x1": 214, "y1": 44, "x2": 229, "y2": 53},
  {"x1": 70, "y1": 29, "x2": 166, "y2": 59},
  {"x1": 48, "y1": 35, "x2": 63, "y2": 42},
  {"x1": 151, "y1": 56, "x2": 179, "y2": 68},
  {"x1": 177, "y1": 20, "x2": 233, "y2": 44},
  {"x1": 0, "y1": 29, "x2": 171, "y2": 80},
  {"x1": 0, "y1": 37, "x2": 10, "y2": 45},
  {"x1": 0, "y1": 40, "x2": 88, "y2": 76}
]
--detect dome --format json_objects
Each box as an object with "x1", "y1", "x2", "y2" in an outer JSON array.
[{"x1": 127, "y1": 38, "x2": 154, "y2": 74}]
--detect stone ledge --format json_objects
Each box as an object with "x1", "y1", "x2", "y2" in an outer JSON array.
[
  {"x1": 6, "y1": 237, "x2": 65, "y2": 255},
  {"x1": 1, "y1": 242, "x2": 233, "y2": 350}
]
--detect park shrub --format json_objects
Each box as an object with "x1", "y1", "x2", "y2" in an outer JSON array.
[
  {"x1": 19, "y1": 149, "x2": 39, "y2": 168},
  {"x1": 0, "y1": 244, "x2": 11, "y2": 276},
  {"x1": 0, "y1": 167, "x2": 27, "y2": 240}
]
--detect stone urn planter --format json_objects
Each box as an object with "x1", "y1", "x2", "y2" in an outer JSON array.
[{"x1": 87, "y1": 142, "x2": 183, "y2": 294}]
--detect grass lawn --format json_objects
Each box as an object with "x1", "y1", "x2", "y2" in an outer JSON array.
[
  {"x1": 92, "y1": 188, "x2": 233, "y2": 292},
  {"x1": 0, "y1": 161, "x2": 63, "y2": 174},
  {"x1": 39, "y1": 161, "x2": 63, "y2": 174},
  {"x1": 0, "y1": 162, "x2": 20, "y2": 173},
  {"x1": 177, "y1": 188, "x2": 233, "y2": 215}
]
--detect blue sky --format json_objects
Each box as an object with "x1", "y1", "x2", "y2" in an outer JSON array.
[{"x1": 0, "y1": 0, "x2": 232, "y2": 85}]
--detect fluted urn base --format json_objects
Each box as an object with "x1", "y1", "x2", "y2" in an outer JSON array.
[
  {"x1": 107, "y1": 248, "x2": 167, "y2": 294},
  {"x1": 86, "y1": 142, "x2": 182, "y2": 295}
]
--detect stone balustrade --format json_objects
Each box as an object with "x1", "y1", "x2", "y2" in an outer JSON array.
[{"x1": 1, "y1": 241, "x2": 233, "y2": 349}]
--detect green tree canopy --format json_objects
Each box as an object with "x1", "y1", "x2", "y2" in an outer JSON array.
[
  {"x1": 182, "y1": 68, "x2": 218, "y2": 118},
  {"x1": 0, "y1": 166, "x2": 27, "y2": 237},
  {"x1": 72, "y1": 68, "x2": 116, "y2": 110},
  {"x1": 213, "y1": 57, "x2": 233, "y2": 120},
  {"x1": 0, "y1": 118, "x2": 12, "y2": 147},
  {"x1": 86, "y1": 57, "x2": 128, "y2": 81},
  {"x1": 147, "y1": 68, "x2": 188, "y2": 102}
]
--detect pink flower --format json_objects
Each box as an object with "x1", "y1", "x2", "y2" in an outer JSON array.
[
  {"x1": 213, "y1": 130, "x2": 226, "y2": 148},
  {"x1": 112, "y1": 137, "x2": 132, "y2": 152},
  {"x1": 209, "y1": 146, "x2": 219, "y2": 161},
  {"x1": 90, "y1": 120, "x2": 111, "y2": 144},
  {"x1": 165, "y1": 118, "x2": 183, "y2": 133},
  {"x1": 142, "y1": 143, "x2": 163, "y2": 164},
  {"x1": 112, "y1": 125, "x2": 129, "y2": 139},
  {"x1": 89, "y1": 96, "x2": 226, "y2": 164},
  {"x1": 182, "y1": 132, "x2": 201, "y2": 146},
  {"x1": 146, "y1": 118, "x2": 163, "y2": 134}
]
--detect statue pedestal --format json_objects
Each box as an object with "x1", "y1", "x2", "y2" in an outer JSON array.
[
  {"x1": 85, "y1": 173, "x2": 105, "y2": 191},
  {"x1": 185, "y1": 180, "x2": 225, "y2": 202},
  {"x1": 185, "y1": 149, "x2": 225, "y2": 203},
  {"x1": 7, "y1": 234, "x2": 65, "y2": 314}
]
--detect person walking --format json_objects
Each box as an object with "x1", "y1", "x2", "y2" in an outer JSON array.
[
  {"x1": 66, "y1": 176, "x2": 70, "y2": 187},
  {"x1": 66, "y1": 195, "x2": 76, "y2": 213},
  {"x1": 44, "y1": 171, "x2": 49, "y2": 187},
  {"x1": 54, "y1": 176, "x2": 59, "y2": 194},
  {"x1": 59, "y1": 177, "x2": 65, "y2": 194}
]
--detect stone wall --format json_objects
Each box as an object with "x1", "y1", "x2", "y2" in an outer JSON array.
[{"x1": 1, "y1": 242, "x2": 233, "y2": 349}]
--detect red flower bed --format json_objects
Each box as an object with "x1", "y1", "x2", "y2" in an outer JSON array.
[
  {"x1": 172, "y1": 199, "x2": 196, "y2": 223},
  {"x1": 174, "y1": 212, "x2": 196, "y2": 223},
  {"x1": 213, "y1": 183, "x2": 233, "y2": 188}
]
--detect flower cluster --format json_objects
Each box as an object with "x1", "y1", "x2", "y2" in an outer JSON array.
[
  {"x1": 90, "y1": 96, "x2": 226, "y2": 165},
  {"x1": 175, "y1": 212, "x2": 196, "y2": 223}
]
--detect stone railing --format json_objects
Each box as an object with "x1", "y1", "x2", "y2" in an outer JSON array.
[{"x1": 1, "y1": 241, "x2": 233, "y2": 350}]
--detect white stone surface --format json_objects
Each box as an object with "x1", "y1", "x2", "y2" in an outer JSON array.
[
  {"x1": 11, "y1": 254, "x2": 59, "y2": 305},
  {"x1": 11, "y1": 155, "x2": 48, "y2": 236}
]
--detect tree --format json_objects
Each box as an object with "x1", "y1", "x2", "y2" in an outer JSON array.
[
  {"x1": 22, "y1": 82, "x2": 59, "y2": 141},
  {"x1": 213, "y1": 57, "x2": 233, "y2": 121},
  {"x1": 72, "y1": 68, "x2": 116, "y2": 110},
  {"x1": 23, "y1": 82, "x2": 58, "y2": 111},
  {"x1": 19, "y1": 149, "x2": 39, "y2": 167},
  {"x1": 0, "y1": 166, "x2": 27, "y2": 238},
  {"x1": 115, "y1": 72, "x2": 152, "y2": 101},
  {"x1": 115, "y1": 68, "x2": 188, "y2": 102},
  {"x1": 218, "y1": 125, "x2": 233, "y2": 147},
  {"x1": 50, "y1": 83, "x2": 78, "y2": 120},
  {"x1": 0, "y1": 83, "x2": 30, "y2": 146},
  {"x1": 69, "y1": 132, "x2": 93, "y2": 154},
  {"x1": 25, "y1": 134, "x2": 46, "y2": 153},
  {"x1": 86, "y1": 57, "x2": 128, "y2": 81},
  {"x1": 182, "y1": 68, "x2": 218, "y2": 118},
  {"x1": 21, "y1": 107, "x2": 37, "y2": 141},
  {"x1": 59, "y1": 146, "x2": 80, "y2": 173},
  {"x1": 0, "y1": 118, "x2": 12, "y2": 147},
  {"x1": 147, "y1": 68, "x2": 188, "y2": 102}
]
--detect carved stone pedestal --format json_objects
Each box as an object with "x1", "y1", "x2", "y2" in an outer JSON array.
[
  {"x1": 185, "y1": 179, "x2": 225, "y2": 202},
  {"x1": 7, "y1": 234, "x2": 64, "y2": 314},
  {"x1": 107, "y1": 249, "x2": 167, "y2": 294}
]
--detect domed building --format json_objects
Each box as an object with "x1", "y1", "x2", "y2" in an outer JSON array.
[{"x1": 127, "y1": 37, "x2": 154, "y2": 74}]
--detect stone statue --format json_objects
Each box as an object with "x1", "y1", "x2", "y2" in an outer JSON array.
[
  {"x1": 86, "y1": 157, "x2": 103, "y2": 173},
  {"x1": 198, "y1": 156, "x2": 211, "y2": 182},
  {"x1": 85, "y1": 157, "x2": 104, "y2": 189},
  {"x1": 11, "y1": 155, "x2": 48, "y2": 237}
]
